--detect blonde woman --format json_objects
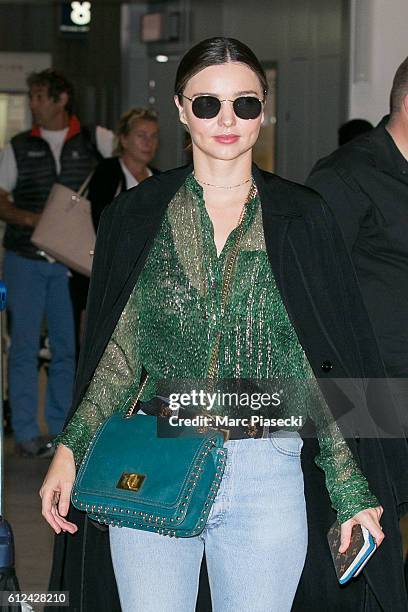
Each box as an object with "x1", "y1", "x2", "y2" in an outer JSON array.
[
  {"x1": 69, "y1": 107, "x2": 160, "y2": 353},
  {"x1": 88, "y1": 107, "x2": 160, "y2": 227}
]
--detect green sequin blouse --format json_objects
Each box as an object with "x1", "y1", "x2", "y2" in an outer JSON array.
[{"x1": 55, "y1": 174, "x2": 378, "y2": 523}]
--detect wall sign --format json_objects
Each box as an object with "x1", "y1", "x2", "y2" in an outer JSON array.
[
  {"x1": 140, "y1": 13, "x2": 164, "y2": 42},
  {"x1": 140, "y1": 11, "x2": 180, "y2": 43},
  {"x1": 60, "y1": 1, "x2": 92, "y2": 34}
]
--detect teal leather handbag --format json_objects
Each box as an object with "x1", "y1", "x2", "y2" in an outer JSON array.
[{"x1": 71, "y1": 407, "x2": 227, "y2": 537}]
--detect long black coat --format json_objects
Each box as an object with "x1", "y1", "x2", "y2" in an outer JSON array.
[{"x1": 48, "y1": 164, "x2": 408, "y2": 611}]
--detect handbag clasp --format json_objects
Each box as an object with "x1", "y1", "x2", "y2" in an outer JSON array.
[{"x1": 116, "y1": 472, "x2": 146, "y2": 491}]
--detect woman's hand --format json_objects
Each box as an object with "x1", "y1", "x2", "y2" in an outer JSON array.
[
  {"x1": 39, "y1": 444, "x2": 78, "y2": 535},
  {"x1": 339, "y1": 506, "x2": 384, "y2": 553}
]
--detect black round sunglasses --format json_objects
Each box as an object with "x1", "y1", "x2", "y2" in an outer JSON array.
[{"x1": 179, "y1": 94, "x2": 264, "y2": 120}]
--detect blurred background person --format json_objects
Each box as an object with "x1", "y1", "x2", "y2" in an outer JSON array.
[
  {"x1": 89, "y1": 106, "x2": 160, "y2": 228},
  {"x1": 308, "y1": 56, "x2": 408, "y2": 389},
  {"x1": 338, "y1": 118, "x2": 373, "y2": 146},
  {"x1": 0, "y1": 69, "x2": 112, "y2": 457},
  {"x1": 69, "y1": 107, "x2": 160, "y2": 355},
  {"x1": 307, "y1": 56, "x2": 408, "y2": 593}
]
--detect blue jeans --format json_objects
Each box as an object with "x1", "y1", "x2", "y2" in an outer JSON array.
[
  {"x1": 3, "y1": 250, "x2": 75, "y2": 442},
  {"x1": 110, "y1": 433, "x2": 308, "y2": 612}
]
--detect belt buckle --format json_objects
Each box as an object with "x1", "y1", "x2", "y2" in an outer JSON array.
[
  {"x1": 158, "y1": 403, "x2": 173, "y2": 418},
  {"x1": 246, "y1": 425, "x2": 259, "y2": 438},
  {"x1": 218, "y1": 428, "x2": 230, "y2": 442}
]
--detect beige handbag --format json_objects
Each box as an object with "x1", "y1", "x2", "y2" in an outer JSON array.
[{"x1": 31, "y1": 174, "x2": 95, "y2": 276}]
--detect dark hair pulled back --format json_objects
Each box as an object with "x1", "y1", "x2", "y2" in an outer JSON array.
[{"x1": 174, "y1": 37, "x2": 268, "y2": 102}]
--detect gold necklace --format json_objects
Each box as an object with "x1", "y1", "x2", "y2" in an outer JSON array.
[{"x1": 194, "y1": 173, "x2": 252, "y2": 189}]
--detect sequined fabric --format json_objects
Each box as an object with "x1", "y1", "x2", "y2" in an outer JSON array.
[{"x1": 55, "y1": 173, "x2": 378, "y2": 523}]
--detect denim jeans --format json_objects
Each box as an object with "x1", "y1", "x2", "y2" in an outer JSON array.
[
  {"x1": 109, "y1": 433, "x2": 308, "y2": 612},
  {"x1": 3, "y1": 250, "x2": 75, "y2": 442}
]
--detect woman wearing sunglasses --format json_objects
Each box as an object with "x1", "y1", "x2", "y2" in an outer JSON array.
[{"x1": 40, "y1": 38, "x2": 408, "y2": 612}]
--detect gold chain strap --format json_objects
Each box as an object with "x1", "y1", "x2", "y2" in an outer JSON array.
[
  {"x1": 124, "y1": 367, "x2": 150, "y2": 418},
  {"x1": 125, "y1": 180, "x2": 257, "y2": 418}
]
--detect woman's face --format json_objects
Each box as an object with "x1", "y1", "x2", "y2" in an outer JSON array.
[
  {"x1": 174, "y1": 62, "x2": 264, "y2": 162},
  {"x1": 120, "y1": 119, "x2": 159, "y2": 165}
]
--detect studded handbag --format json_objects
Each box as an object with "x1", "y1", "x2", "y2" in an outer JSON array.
[{"x1": 71, "y1": 394, "x2": 227, "y2": 536}]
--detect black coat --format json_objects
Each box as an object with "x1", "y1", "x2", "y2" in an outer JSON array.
[
  {"x1": 48, "y1": 164, "x2": 408, "y2": 612},
  {"x1": 306, "y1": 119, "x2": 408, "y2": 379}
]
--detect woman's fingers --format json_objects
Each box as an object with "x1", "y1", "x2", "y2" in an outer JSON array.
[
  {"x1": 39, "y1": 445, "x2": 77, "y2": 533},
  {"x1": 40, "y1": 478, "x2": 77, "y2": 534},
  {"x1": 41, "y1": 487, "x2": 63, "y2": 534},
  {"x1": 58, "y1": 482, "x2": 72, "y2": 517},
  {"x1": 50, "y1": 502, "x2": 78, "y2": 534},
  {"x1": 358, "y1": 509, "x2": 385, "y2": 548},
  {"x1": 54, "y1": 481, "x2": 78, "y2": 532},
  {"x1": 340, "y1": 507, "x2": 385, "y2": 554},
  {"x1": 53, "y1": 483, "x2": 78, "y2": 533},
  {"x1": 339, "y1": 520, "x2": 353, "y2": 553}
]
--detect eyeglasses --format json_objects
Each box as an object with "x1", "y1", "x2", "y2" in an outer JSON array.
[{"x1": 179, "y1": 94, "x2": 264, "y2": 120}]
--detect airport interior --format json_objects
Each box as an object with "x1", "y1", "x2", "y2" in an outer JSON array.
[{"x1": 0, "y1": 0, "x2": 408, "y2": 610}]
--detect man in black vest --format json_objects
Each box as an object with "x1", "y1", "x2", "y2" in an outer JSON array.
[
  {"x1": 0, "y1": 69, "x2": 113, "y2": 456},
  {"x1": 307, "y1": 56, "x2": 408, "y2": 587}
]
